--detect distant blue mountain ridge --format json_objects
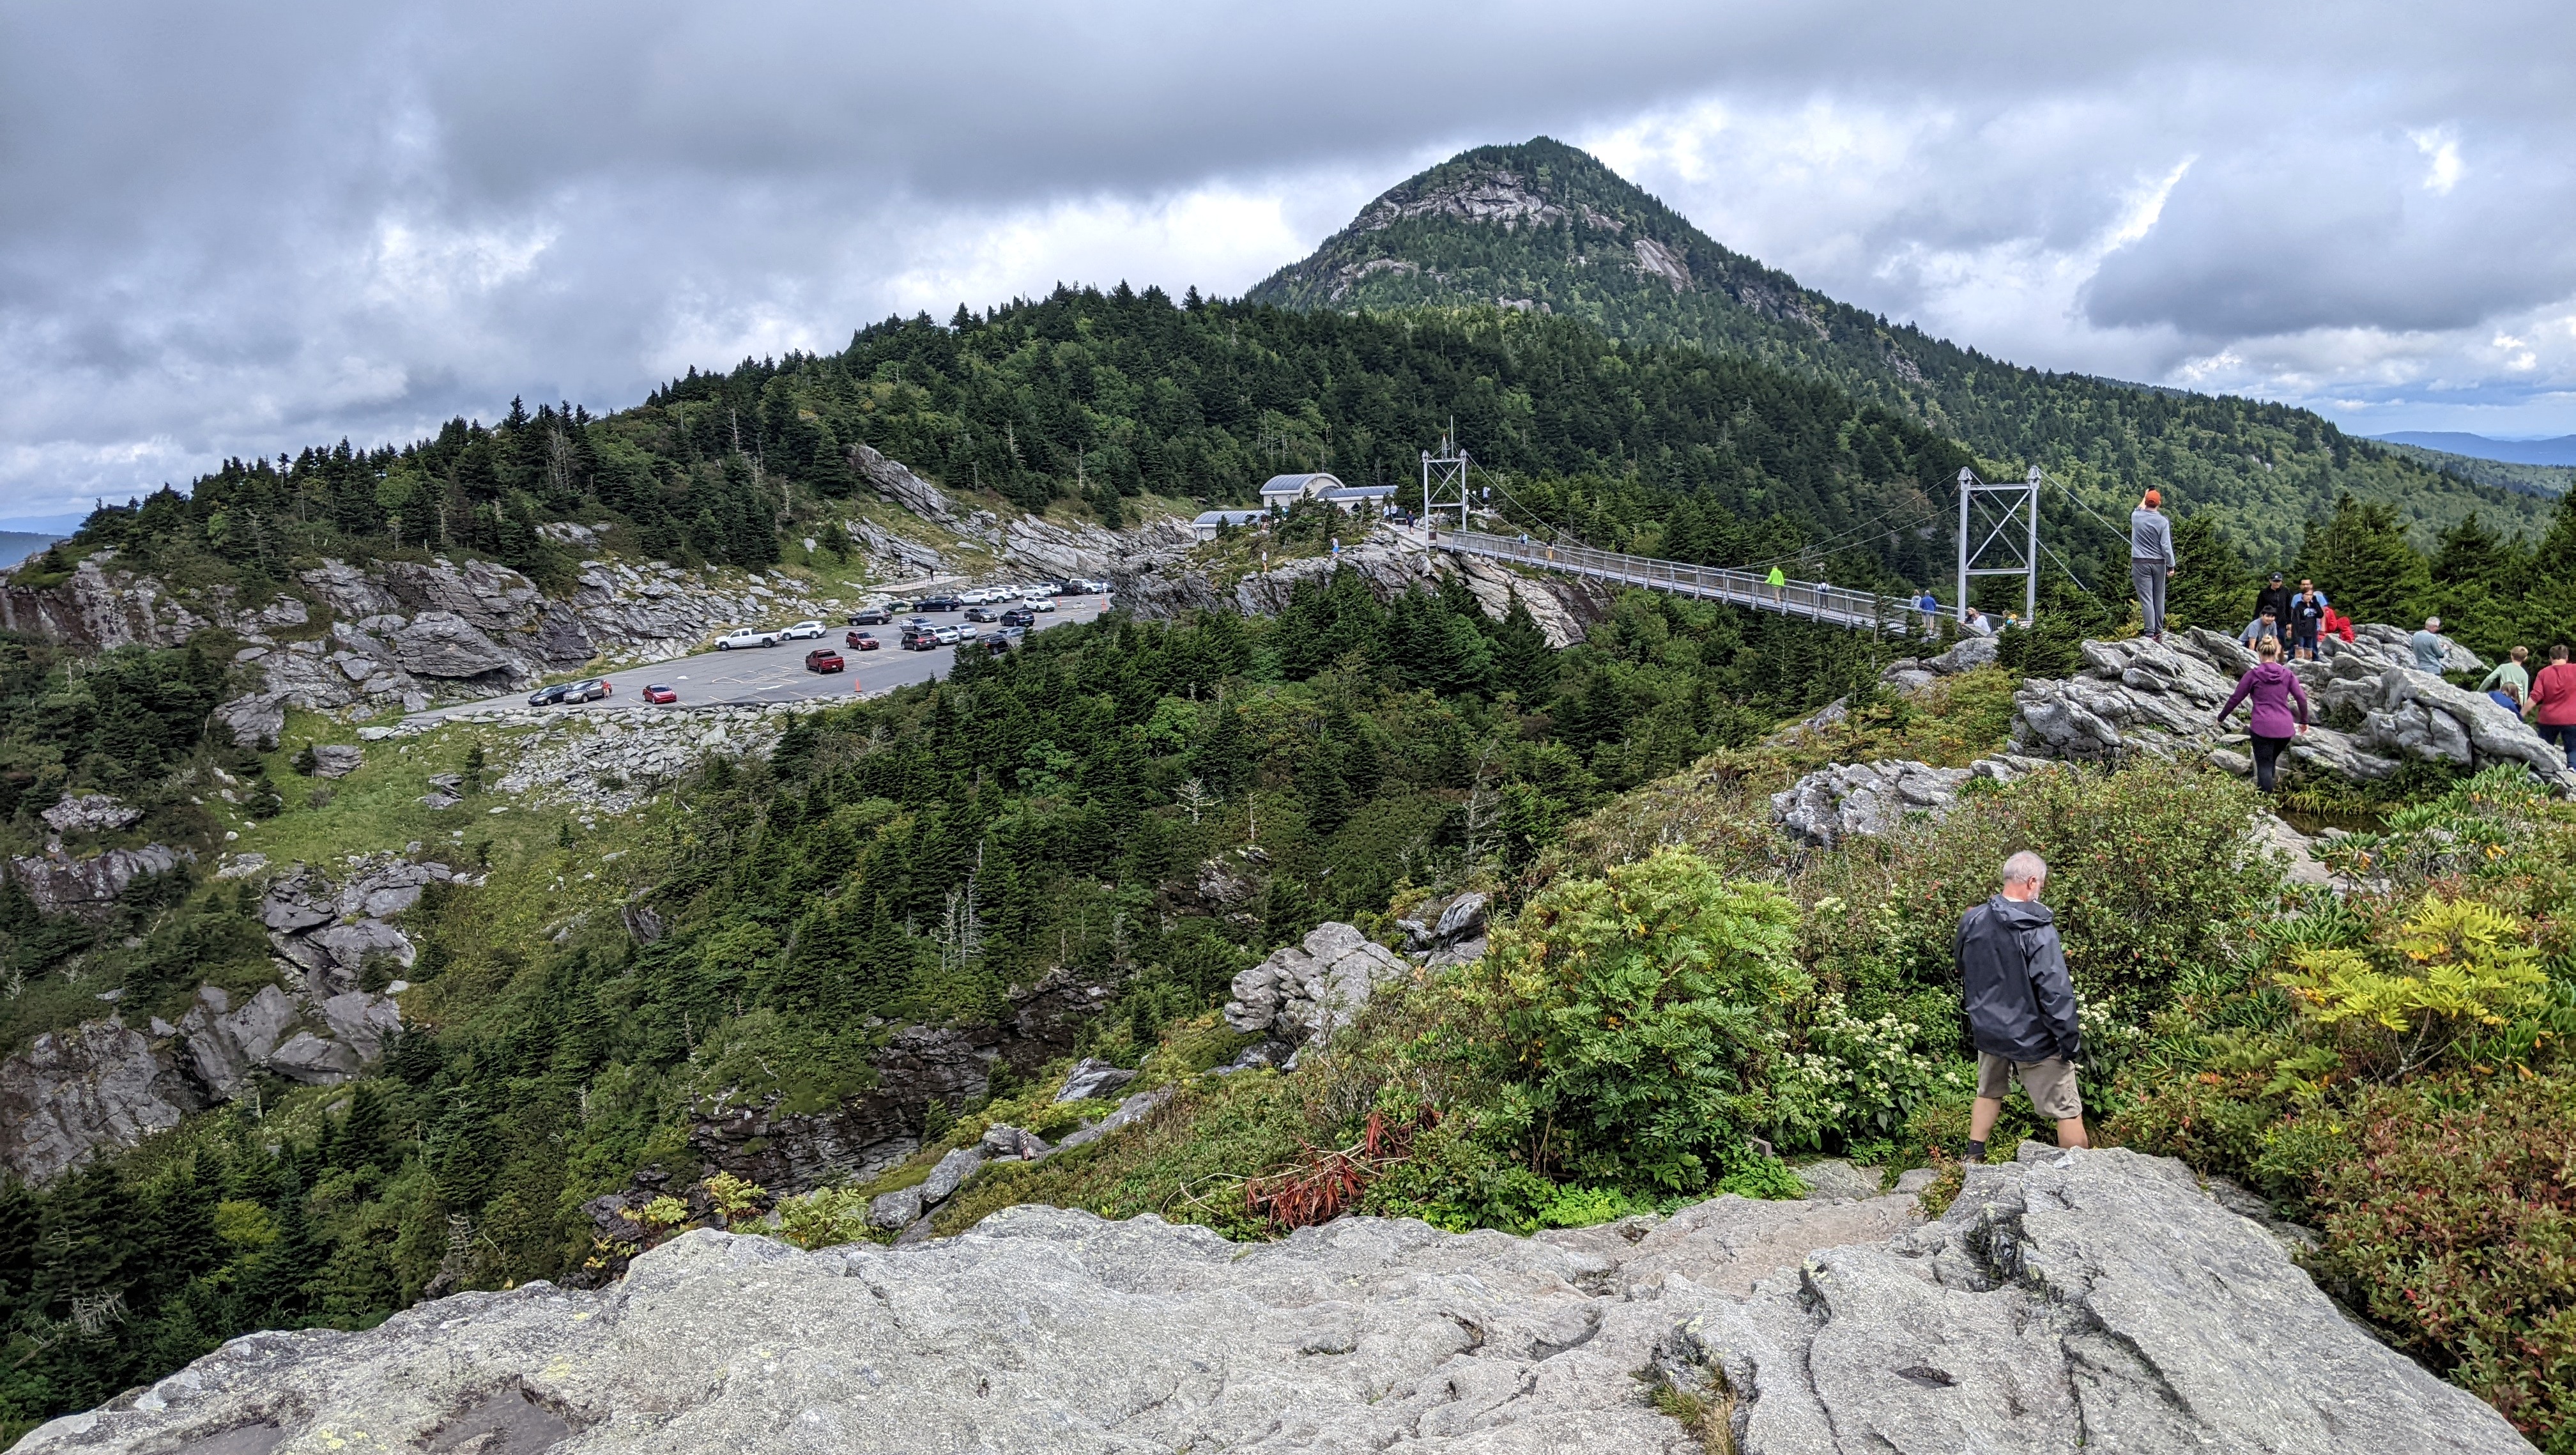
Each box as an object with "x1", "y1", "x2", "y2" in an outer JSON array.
[{"x1": 2372, "y1": 432, "x2": 2576, "y2": 466}]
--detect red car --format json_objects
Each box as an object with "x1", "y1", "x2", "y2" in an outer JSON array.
[
  {"x1": 804, "y1": 649, "x2": 845, "y2": 674},
  {"x1": 845, "y1": 630, "x2": 880, "y2": 650},
  {"x1": 640, "y1": 684, "x2": 678, "y2": 704}
]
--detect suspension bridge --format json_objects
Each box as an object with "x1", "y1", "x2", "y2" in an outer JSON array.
[{"x1": 1414, "y1": 443, "x2": 2098, "y2": 639}]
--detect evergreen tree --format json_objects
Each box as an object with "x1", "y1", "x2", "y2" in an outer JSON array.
[{"x1": 2296, "y1": 494, "x2": 2428, "y2": 627}]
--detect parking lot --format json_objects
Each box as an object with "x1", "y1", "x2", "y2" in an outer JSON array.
[{"x1": 405, "y1": 596, "x2": 1113, "y2": 724}]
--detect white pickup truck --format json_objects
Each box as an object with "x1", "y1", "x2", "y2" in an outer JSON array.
[{"x1": 714, "y1": 628, "x2": 779, "y2": 650}]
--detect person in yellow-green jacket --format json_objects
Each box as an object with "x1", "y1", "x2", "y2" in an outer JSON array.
[{"x1": 1767, "y1": 564, "x2": 1786, "y2": 603}]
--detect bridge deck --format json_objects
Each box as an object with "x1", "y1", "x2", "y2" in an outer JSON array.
[{"x1": 1427, "y1": 528, "x2": 1945, "y2": 638}]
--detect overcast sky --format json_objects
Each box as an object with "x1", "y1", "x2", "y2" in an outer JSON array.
[{"x1": 6, "y1": 1, "x2": 2573, "y2": 518}]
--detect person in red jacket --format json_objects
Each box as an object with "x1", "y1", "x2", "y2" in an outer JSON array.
[{"x1": 2531, "y1": 643, "x2": 2576, "y2": 769}]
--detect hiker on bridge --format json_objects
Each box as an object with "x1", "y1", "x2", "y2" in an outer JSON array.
[
  {"x1": 2216, "y1": 633, "x2": 2310, "y2": 792},
  {"x1": 2130, "y1": 489, "x2": 2177, "y2": 642},
  {"x1": 1767, "y1": 564, "x2": 1786, "y2": 603},
  {"x1": 1959, "y1": 851, "x2": 2088, "y2": 1162},
  {"x1": 1914, "y1": 587, "x2": 1940, "y2": 633}
]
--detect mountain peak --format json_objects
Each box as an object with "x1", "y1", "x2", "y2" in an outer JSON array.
[{"x1": 1252, "y1": 138, "x2": 1722, "y2": 307}]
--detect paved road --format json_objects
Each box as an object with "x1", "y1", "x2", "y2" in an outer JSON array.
[{"x1": 405, "y1": 597, "x2": 1113, "y2": 723}]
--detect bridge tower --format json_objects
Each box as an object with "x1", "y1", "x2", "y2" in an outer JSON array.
[
  {"x1": 1956, "y1": 466, "x2": 2042, "y2": 623},
  {"x1": 1420, "y1": 435, "x2": 1469, "y2": 533}
]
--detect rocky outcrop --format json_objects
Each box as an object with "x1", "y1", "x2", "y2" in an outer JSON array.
[
  {"x1": 846, "y1": 518, "x2": 943, "y2": 580},
  {"x1": 1676, "y1": 1145, "x2": 2531, "y2": 1454},
  {"x1": 692, "y1": 969, "x2": 1112, "y2": 1196},
  {"x1": 2011, "y1": 627, "x2": 2575, "y2": 791},
  {"x1": 1223, "y1": 921, "x2": 1412, "y2": 1055},
  {"x1": 850, "y1": 441, "x2": 960, "y2": 521},
  {"x1": 0, "y1": 976, "x2": 406, "y2": 1184},
  {"x1": 6, "y1": 843, "x2": 189, "y2": 918},
  {"x1": 1117, "y1": 526, "x2": 1609, "y2": 649},
  {"x1": 0, "y1": 556, "x2": 219, "y2": 649},
  {"x1": 40, "y1": 794, "x2": 141, "y2": 835},
  {"x1": 0, "y1": 1020, "x2": 201, "y2": 1184},
  {"x1": 999, "y1": 512, "x2": 1192, "y2": 580},
  {"x1": 33, "y1": 1145, "x2": 2515, "y2": 1455},
  {"x1": 256, "y1": 856, "x2": 451, "y2": 995},
  {"x1": 488, "y1": 700, "x2": 828, "y2": 815},
  {"x1": 1396, "y1": 890, "x2": 1491, "y2": 970},
  {"x1": 1767, "y1": 755, "x2": 2041, "y2": 849}
]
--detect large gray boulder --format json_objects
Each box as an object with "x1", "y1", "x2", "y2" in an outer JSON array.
[
  {"x1": 2011, "y1": 627, "x2": 2568, "y2": 791},
  {"x1": 6, "y1": 844, "x2": 189, "y2": 918},
  {"x1": 388, "y1": 610, "x2": 519, "y2": 681},
  {"x1": 1768, "y1": 757, "x2": 2037, "y2": 849},
  {"x1": 1222, "y1": 921, "x2": 1411, "y2": 1047},
  {"x1": 40, "y1": 794, "x2": 141, "y2": 835},
  {"x1": 0, "y1": 1020, "x2": 199, "y2": 1184},
  {"x1": 1675, "y1": 1146, "x2": 2532, "y2": 1454},
  {"x1": 31, "y1": 1146, "x2": 2511, "y2": 1455}
]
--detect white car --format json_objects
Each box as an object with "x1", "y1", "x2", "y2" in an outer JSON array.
[
  {"x1": 953, "y1": 622, "x2": 981, "y2": 641},
  {"x1": 932, "y1": 625, "x2": 962, "y2": 645},
  {"x1": 781, "y1": 620, "x2": 827, "y2": 640},
  {"x1": 714, "y1": 629, "x2": 779, "y2": 650},
  {"x1": 1020, "y1": 594, "x2": 1056, "y2": 612}
]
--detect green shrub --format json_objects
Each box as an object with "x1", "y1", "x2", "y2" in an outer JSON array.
[
  {"x1": 1476, "y1": 847, "x2": 1806, "y2": 1192},
  {"x1": 1770, "y1": 993, "x2": 1945, "y2": 1153},
  {"x1": 1800, "y1": 762, "x2": 2266, "y2": 1026},
  {"x1": 2302, "y1": 1077, "x2": 2576, "y2": 1447}
]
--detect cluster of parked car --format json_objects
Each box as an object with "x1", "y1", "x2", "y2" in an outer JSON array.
[{"x1": 526, "y1": 676, "x2": 613, "y2": 707}]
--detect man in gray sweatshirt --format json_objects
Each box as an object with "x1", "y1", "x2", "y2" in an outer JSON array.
[{"x1": 2130, "y1": 489, "x2": 2177, "y2": 641}]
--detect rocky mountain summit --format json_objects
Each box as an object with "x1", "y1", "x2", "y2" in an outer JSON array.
[{"x1": 24, "y1": 1146, "x2": 2529, "y2": 1454}]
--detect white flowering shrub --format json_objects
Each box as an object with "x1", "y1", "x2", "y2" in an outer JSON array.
[{"x1": 1770, "y1": 993, "x2": 1947, "y2": 1153}]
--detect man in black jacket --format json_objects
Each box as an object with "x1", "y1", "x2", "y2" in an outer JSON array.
[
  {"x1": 1956, "y1": 851, "x2": 2089, "y2": 1161},
  {"x1": 2253, "y1": 571, "x2": 2294, "y2": 635}
]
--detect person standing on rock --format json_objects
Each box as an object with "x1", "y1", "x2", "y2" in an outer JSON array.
[
  {"x1": 2130, "y1": 490, "x2": 2177, "y2": 642},
  {"x1": 2216, "y1": 635, "x2": 2311, "y2": 792},
  {"x1": 2411, "y1": 617, "x2": 2451, "y2": 674},
  {"x1": 2288, "y1": 578, "x2": 2329, "y2": 661},
  {"x1": 2253, "y1": 572, "x2": 2293, "y2": 636},
  {"x1": 1958, "y1": 851, "x2": 2088, "y2": 1162},
  {"x1": 2531, "y1": 645, "x2": 2576, "y2": 767}
]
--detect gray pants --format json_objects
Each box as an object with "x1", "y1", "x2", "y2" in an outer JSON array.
[{"x1": 2132, "y1": 558, "x2": 2169, "y2": 637}]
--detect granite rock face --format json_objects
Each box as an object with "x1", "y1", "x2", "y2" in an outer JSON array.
[
  {"x1": 2009, "y1": 627, "x2": 2573, "y2": 791},
  {"x1": 34, "y1": 1147, "x2": 2506, "y2": 1455},
  {"x1": 1675, "y1": 1146, "x2": 2533, "y2": 1454},
  {"x1": 1116, "y1": 525, "x2": 1610, "y2": 650},
  {"x1": 1767, "y1": 756, "x2": 2040, "y2": 849},
  {"x1": 0, "y1": 1020, "x2": 201, "y2": 1185},
  {"x1": 6, "y1": 843, "x2": 189, "y2": 918},
  {"x1": 1223, "y1": 921, "x2": 1413, "y2": 1049},
  {"x1": 40, "y1": 794, "x2": 142, "y2": 835}
]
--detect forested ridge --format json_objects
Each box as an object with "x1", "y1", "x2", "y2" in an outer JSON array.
[
  {"x1": 1248, "y1": 137, "x2": 2552, "y2": 557},
  {"x1": 56, "y1": 289, "x2": 1997, "y2": 601}
]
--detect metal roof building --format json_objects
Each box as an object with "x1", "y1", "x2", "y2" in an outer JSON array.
[{"x1": 1258, "y1": 472, "x2": 1346, "y2": 502}]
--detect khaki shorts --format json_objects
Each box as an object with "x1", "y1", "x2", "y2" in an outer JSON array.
[{"x1": 1976, "y1": 1051, "x2": 2083, "y2": 1121}]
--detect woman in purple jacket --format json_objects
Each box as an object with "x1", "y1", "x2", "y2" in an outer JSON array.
[{"x1": 2216, "y1": 635, "x2": 2310, "y2": 792}]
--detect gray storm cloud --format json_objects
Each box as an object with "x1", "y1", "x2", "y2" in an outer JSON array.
[{"x1": 5, "y1": 1, "x2": 2574, "y2": 511}]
